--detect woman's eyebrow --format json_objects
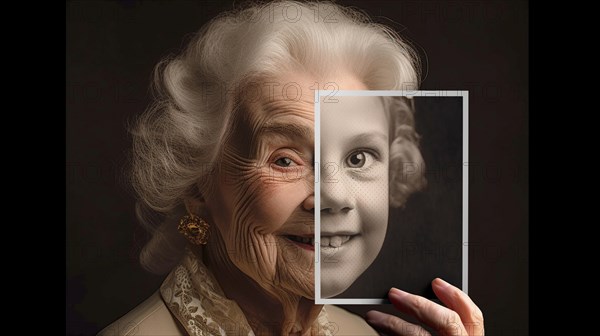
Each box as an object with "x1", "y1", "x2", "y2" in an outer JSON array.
[{"x1": 256, "y1": 123, "x2": 314, "y2": 142}]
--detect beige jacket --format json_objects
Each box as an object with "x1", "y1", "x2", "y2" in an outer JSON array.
[
  {"x1": 98, "y1": 291, "x2": 377, "y2": 335},
  {"x1": 98, "y1": 250, "x2": 377, "y2": 335}
]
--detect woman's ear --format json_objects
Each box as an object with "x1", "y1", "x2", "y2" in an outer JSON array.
[
  {"x1": 389, "y1": 137, "x2": 427, "y2": 208},
  {"x1": 183, "y1": 194, "x2": 208, "y2": 217}
]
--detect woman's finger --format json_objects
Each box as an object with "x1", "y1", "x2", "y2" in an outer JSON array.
[
  {"x1": 431, "y1": 278, "x2": 484, "y2": 335},
  {"x1": 387, "y1": 287, "x2": 469, "y2": 336},
  {"x1": 366, "y1": 310, "x2": 431, "y2": 336}
]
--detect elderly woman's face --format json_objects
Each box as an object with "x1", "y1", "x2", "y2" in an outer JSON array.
[
  {"x1": 206, "y1": 76, "x2": 317, "y2": 298},
  {"x1": 320, "y1": 96, "x2": 389, "y2": 298}
]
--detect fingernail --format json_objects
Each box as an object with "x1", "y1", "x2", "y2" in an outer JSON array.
[
  {"x1": 433, "y1": 278, "x2": 451, "y2": 288},
  {"x1": 365, "y1": 310, "x2": 385, "y2": 325},
  {"x1": 389, "y1": 287, "x2": 408, "y2": 299}
]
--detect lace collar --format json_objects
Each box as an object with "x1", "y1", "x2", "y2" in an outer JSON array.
[{"x1": 160, "y1": 249, "x2": 335, "y2": 335}]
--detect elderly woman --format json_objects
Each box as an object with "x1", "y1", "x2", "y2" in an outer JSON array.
[{"x1": 100, "y1": 1, "x2": 484, "y2": 335}]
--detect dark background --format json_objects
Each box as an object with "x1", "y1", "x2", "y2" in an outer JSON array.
[
  {"x1": 336, "y1": 97, "x2": 464, "y2": 301},
  {"x1": 66, "y1": 1, "x2": 528, "y2": 335}
]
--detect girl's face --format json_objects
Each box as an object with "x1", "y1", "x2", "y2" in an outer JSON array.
[{"x1": 320, "y1": 96, "x2": 390, "y2": 298}]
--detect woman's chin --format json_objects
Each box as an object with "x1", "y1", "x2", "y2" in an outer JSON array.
[
  {"x1": 286, "y1": 277, "x2": 315, "y2": 299},
  {"x1": 300, "y1": 291, "x2": 315, "y2": 300}
]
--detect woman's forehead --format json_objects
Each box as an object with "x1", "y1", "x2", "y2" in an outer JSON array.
[
  {"x1": 228, "y1": 94, "x2": 315, "y2": 155},
  {"x1": 233, "y1": 71, "x2": 371, "y2": 141},
  {"x1": 249, "y1": 98, "x2": 315, "y2": 143},
  {"x1": 238, "y1": 81, "x2": 316, "y2": 125},
  {"x1": 257, "y1": 98, "x2": 314, "y2": 121}
]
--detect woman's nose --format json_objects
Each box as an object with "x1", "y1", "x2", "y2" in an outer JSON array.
[
  {"x1": 320, "y1": 175, "x2": 354, "y2": 214},
  {"x1": 302, "y1": 194, "x2": 314, "y2": 211}
]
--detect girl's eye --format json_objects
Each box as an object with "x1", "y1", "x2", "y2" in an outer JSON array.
[
  {"x1": 274, "y1": 157, "x2": 295, "y2": 167},
  {"x1": 345, "y1": 151, "x2": 373, "y2": 168}
]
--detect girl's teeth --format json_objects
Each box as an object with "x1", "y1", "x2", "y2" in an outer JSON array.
[
  {"x1": 320, "y1": 236, "x2": 351, "y2": 248},
  {"x1": 330, "y1": 236, "x2": 342, "y2": 247}
]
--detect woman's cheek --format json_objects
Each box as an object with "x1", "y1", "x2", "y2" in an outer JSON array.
[
  {"x1": 220, "y1": 179, "x2": 280, "y2": 281},
  {"x1": 230, "y1": 179, "x2": 310, "y2": 285},
  {"x1": 249, "y1": 174, "x2": 310, "y2": 233}
]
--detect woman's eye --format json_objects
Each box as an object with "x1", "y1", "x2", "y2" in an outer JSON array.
[
  {"x1": 345, "y1": 151, "x2": 372, "y2": 168},
  {"x1": 274, "y1": 157, "x2": 295, "y2": 167}
]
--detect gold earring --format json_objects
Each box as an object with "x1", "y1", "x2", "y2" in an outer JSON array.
[{"x1": 178, "y1": 214, "x2": 210, "y2": 245}]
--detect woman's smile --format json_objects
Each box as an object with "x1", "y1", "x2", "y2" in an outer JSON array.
[{"x1": 284, "y1": 234, "x2": 315, "y2": 251}]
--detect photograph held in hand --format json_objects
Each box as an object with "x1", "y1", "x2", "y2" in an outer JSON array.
[{"x1": 316, "y1": 92, "x2": 468, "y2": 307}]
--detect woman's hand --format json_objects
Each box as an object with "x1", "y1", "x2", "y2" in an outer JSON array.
[{"x1": 365, "y1": 278, "x2": 484, "y2": 336}]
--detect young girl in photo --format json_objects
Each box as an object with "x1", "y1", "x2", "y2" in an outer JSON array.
[{"x1": 320, "y1": 95, "x2": 427, "y2": 298}]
